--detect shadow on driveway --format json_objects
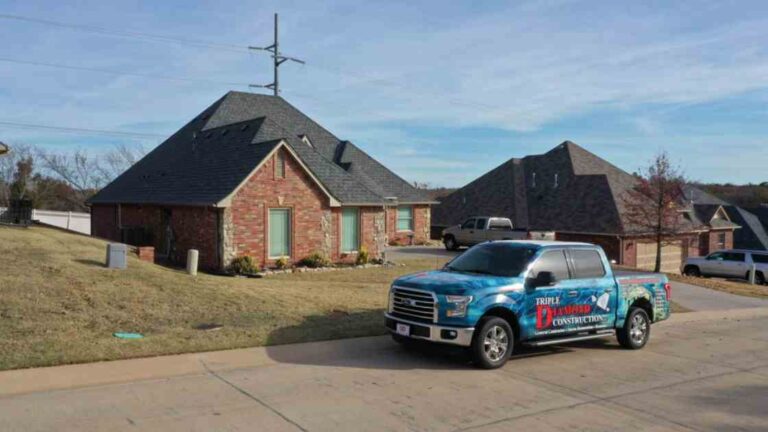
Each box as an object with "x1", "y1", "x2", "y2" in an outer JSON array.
[{"x1": 265, "y1": 310, "x2": 581, "y2": 370}]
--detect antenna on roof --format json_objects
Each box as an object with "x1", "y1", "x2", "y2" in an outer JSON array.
[{"x1": 248, "y1": 13, "x2": 305, "y2": 96}]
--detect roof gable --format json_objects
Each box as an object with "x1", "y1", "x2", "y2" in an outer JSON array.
[{"x1": 89, "y1": 91, "x2": 432, "y2": 206}]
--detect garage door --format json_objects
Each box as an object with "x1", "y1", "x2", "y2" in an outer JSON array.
[{"x1": 636, "y1": 241, "x2": 682, "y2": 273}]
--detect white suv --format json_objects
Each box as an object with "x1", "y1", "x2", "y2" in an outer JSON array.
[{"x1": 682, "y1": 249, "x2": 768, "y2": 284}]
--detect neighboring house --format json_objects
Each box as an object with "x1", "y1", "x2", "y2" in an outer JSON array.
[
  {"x1": 89, "y1": 91, "x2": 434, "y2": 270},
  {"x1": 432, "y1": 141, "x2": 739, "y2": 272},
  {"x1": 684, "y1": 186, "x2": 768, "y2": 251}
]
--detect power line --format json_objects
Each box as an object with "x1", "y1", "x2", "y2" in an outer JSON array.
[
  {"x1": 0, "y1": 57, "x2": 252, "y2": 87},
  {"x1": 0, "y1": 120, "x2": 167, "y2": 139},
  {"x1": 249, "y1": 13, "x2": 305, "y2": 96},
  {"x1": 1, "y1": 12, "x2": 506, "y2": 113},
  {"x1": 0, "y1": 13, "x2": 250, "y2": 53}
]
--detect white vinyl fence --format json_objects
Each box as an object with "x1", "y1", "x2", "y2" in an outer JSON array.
[{"x1": 0, "y1": 207, "x2": 91, "y2": 235}]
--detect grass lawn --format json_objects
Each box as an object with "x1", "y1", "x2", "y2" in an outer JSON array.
[
  {"x1": 0, "y1": 226, "x2": 445, "y2": 371},
  {"x1": 666, "y1": 273, "x2": 768, "y2": 299}
]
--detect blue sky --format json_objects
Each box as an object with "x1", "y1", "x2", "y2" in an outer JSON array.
[{"x1": 1, "y1": 0, "x2": 767, "y2": 186}]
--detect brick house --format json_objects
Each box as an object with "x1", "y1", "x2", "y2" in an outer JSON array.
[
  {"x1": 89, "y1": 92, "x2": 435, "y2": 270},
  {"x1": 684, "y1": 186, "x2": 768, "y2": 251},
  {"x1": 432, "y1": 141, "x2": 739, "y2": 272}
]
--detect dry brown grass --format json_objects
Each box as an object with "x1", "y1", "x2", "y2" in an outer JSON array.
[
  {"x1": 0, "y1": 226, "x2": 445, "y2": 371},
  {"x1": 666, "y1": 273, "x2": 768, "y2": 299}
]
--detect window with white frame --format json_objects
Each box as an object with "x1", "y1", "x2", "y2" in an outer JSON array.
[
  {"x1": 397, "y1": 206, "x2": 413, "y2": 231},
  {"x1": 341, "y1": 207, "x2": 360, "y2": 252},
  {"x1": 269, "y1": 209, "x2": 291, "y2": 258}
]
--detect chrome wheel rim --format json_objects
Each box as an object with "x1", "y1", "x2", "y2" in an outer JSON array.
[
  {"x1": 629, "y1": 314, "x2": 648, "y2": 345},
  {"x1": 483, "y1": 325, "x2": 509, "y2": 362}
]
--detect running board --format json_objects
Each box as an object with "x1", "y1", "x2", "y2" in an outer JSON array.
[{"x1": 524, "y1": 330, "x2": 616, "y2": 347}]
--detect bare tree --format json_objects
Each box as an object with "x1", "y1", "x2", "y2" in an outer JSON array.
[
  {"x1": 622, "y1": 151, "x2": 687, "y2": 272},
  {"x1": 97, "y1": 143, "x2": 146, "y2": 184},
  {"x1": 37, "y1": 144, "x2": 145, "y2": 203}
]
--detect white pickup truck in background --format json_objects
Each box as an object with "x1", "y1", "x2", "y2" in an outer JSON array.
[{"x1": 442, "y1": 216, "x2": 534, "y2": 250}]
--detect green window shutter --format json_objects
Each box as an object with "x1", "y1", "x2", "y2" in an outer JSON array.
[
  {"x1": 397, "y1": 206, "x2": 413, "y2": 231},
  {"x1": 341, "y1": 207, "x2": 359, "y2": 252},
  {"x1": 269, "y1": 209, "x2": 291, "y2": 257}
]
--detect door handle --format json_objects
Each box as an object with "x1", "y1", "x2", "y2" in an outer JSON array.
[
  {"x1": 567, "y1": 290, "x2": 578, "y2": 297},
  {"x1": 603, "y1": 289, "x2": 612, "y2": 293}
]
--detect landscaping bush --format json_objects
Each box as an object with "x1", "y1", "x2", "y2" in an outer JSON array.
[
  {"x1": 298, "y1": 252, "x2": 331, "y2": 268},
  {"x1": 275, "y1": 256, "x2": 289, "y2": 269},
  {"x1": 230, "y1": 256, "x2": 259, "y2": 275},
  {"x1": 356, "y1": 246, "x2": 370, "y2": 265}
]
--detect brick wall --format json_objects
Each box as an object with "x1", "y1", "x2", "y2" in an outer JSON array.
[
  {"x1": 230, "y1": 147, "x2": 331, "y2": 268},
  {"x1": 386, "y1": 205, "x2": 430, "y2": 245},
  {"x1": 229, "y1": 148, "x2": 388, "y2": 268},
  {"x1": 701, "y1": 229, "x2": 733, "y2": 255},
  {"x1": 90, "y1": 203, "x2": 220, "y2": 269}
]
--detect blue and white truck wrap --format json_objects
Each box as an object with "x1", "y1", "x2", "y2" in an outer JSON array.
[{"x1": 385, "y1": 241, "x2": 671, "y2": 368}]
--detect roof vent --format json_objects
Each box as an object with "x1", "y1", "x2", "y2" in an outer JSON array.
[
  {"x1": 300, "y1": 135, "x2": 313, "y2": 147},
  {"x1": 241, "y1": 124, "x2": 249, "y2": 131}
]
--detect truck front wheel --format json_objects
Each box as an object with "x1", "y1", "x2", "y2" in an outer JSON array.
[
  {"x1": 617, "y1": 307, "x2": 651, "y2": 349},
  {"x1": 444, "y1": 235, "x2": 459, "y2": 251},
  {"x1": 471, "y1": 317, "x2": 514, "y2": 369}
]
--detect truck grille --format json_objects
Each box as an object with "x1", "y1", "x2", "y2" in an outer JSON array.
[{"x1": 390, "y1": 287, "x2": 436, "y2": 322}]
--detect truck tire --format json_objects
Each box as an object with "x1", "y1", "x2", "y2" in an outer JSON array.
[
  {"x1": 683, "y1": 266, "x2": 700, "y2": 277},
  {"x1": 444, "y1": 235, "x2": 459, "y2": 251},
  {"x1": 471, "y1": 317, "x2": 513, "y2": 369},
  {"x1": 617, "y1": 307, "x2": 650, "y2": 350}
]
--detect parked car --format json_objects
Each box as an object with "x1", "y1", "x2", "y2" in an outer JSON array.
[
  {"x1": 385, "y1": 240, "x2": 671, "y2": 368},
  {"x1": 442, "y1": 217, "x2": 527, "y2": 250},
  {"x1": 682, "y1": 249, "x2": 768, "y2": 284}
]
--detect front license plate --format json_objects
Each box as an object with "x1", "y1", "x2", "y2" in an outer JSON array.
[{"x1": 396, "y1": 323, "x2": 410, "y2": 336}]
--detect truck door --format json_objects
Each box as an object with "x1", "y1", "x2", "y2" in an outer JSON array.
[
  {"x1": 523, "y1": 249, "x2": 572, "y2": 339},
  {"x1": 722, "y1": 251, "x2": 748, "y2": 278},
  {"x1": 456, "y1": 218, "x2": 476, "y2": 245},
  {"x1": 566, "y1": 248, "x2": 616, "y2": 330},
  {"x1": 473, "y1": 218, "x2": 488, "y2": 244}
]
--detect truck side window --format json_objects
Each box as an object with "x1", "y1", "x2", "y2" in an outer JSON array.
[
  {"x1": 707, "y1": 252, "x2": 725, "y2": 261},
  {"x1": 753, "y1": 254, "x2": 768, "y2": 264},
  {"x1": 724, "y1": 252, "x2": 745, "y2": 262},
  {"x1": 570, "y1": 249, "x2": 606, "y2": 279},
  {"x1": 529, "y1": 250, "x2": 570, "y2": 282},
  {"x1": 475, "y1": 218, "x2": 487, "y2": 230},
  {"x1": 461, "y1": 219, "x2": 476, "y2": 229}
]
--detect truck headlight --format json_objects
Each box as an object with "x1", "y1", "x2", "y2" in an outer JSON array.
[{"x1": 445, "y1": 295, "x2": 473, "y2": 317}]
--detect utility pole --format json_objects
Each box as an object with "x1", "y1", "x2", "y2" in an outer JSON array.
[{"x1": 249, "y1": 13, "x2": 305, "y2": 96}]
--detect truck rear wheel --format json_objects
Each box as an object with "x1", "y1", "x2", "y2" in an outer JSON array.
[
  {"x1": 471, "y1": 317, "x2": 513, "y2": 369},
  {"x1": 617, "y1": 307, "x2": 650, "y2": 349}
]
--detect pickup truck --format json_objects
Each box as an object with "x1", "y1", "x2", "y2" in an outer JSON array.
[
  {"x1": 683, "y1": 249, "x2": 767, "y2": 285},
  {"x1": 385, "y1": 240, "x2": 671, "y2": 368},
  {"x1": 442, "y1": 217, "x2": 527, "y2": 250}
]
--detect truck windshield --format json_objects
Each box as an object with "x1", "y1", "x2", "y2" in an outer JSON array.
[{"x1": 445, "y1": 243, "x2": 537, "y2": 277}]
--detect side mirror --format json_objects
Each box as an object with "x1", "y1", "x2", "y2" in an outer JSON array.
[{"x1": 529, "y1": 271, "x2": 556, "y2": 288}]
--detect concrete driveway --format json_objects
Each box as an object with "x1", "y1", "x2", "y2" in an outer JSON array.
[
  {"x1": 1, "y1": 308, "x2": 766, "y2": 431},
  {"x1": 387, "y1": 245, "x2": 768, "y2": 312}
]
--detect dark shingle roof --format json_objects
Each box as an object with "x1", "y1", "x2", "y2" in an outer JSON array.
[
  {"x1": 433, "y1": 141, "x2": 704, "y2": 235},
  {"x1": 89, "y1": 91, "x2": 432, "y2": 206},
  {"x1": 684, "y1": 186, "x2": 766, "y2": 250}
]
